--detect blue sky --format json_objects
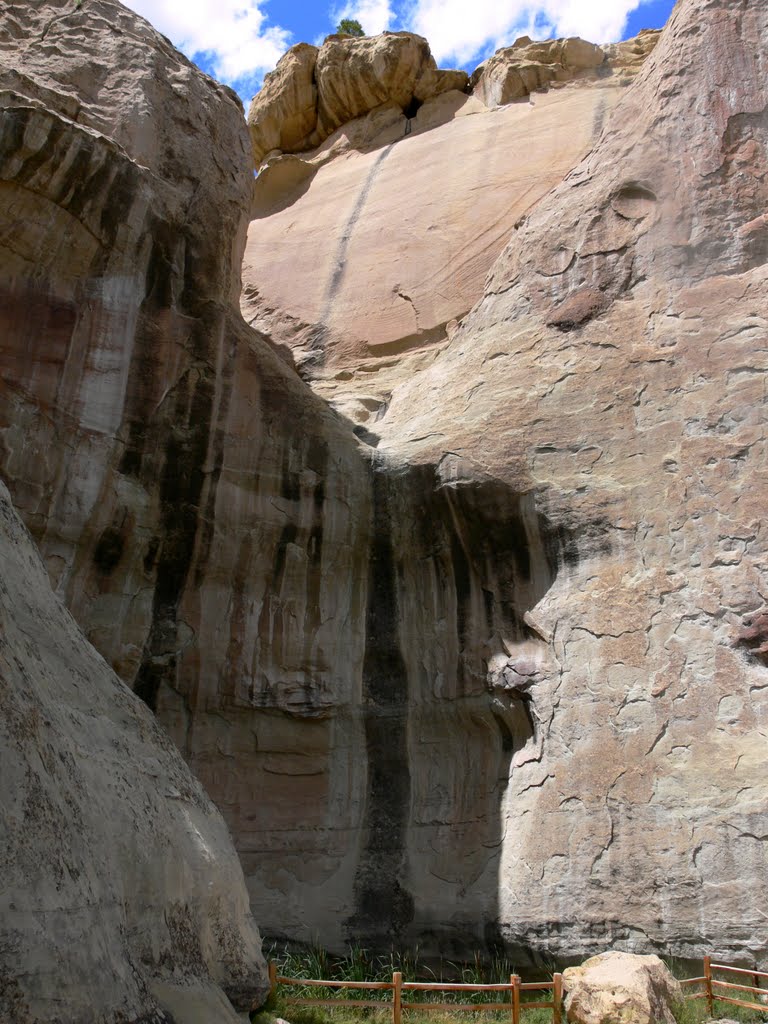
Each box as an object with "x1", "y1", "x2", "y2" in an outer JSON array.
[{"x1": 124, "y1": 0, "x2": 677, "y2": 107}]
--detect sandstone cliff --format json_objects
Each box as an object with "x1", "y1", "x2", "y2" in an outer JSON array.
[
  {"x1": 0, "y1": 481, "x2": 267, "y2": 1022},
  {"x1": 243, "y1": 0, "x2": 768, "y2": 962},
  {"x1": 1, "y1": 0, "x2": 766, "y2": 982},
  {"x1": 241, "y1": 29, "x2": 660, "y2": 427}
]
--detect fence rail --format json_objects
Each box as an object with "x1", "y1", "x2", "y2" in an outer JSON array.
[{"x1": 266, "y1": 955, "x2": 767, "y2": 1023}]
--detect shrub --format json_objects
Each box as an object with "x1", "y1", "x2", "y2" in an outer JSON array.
[{"x1": 336, "y1": 18, "x2": 365, "y2": 36}]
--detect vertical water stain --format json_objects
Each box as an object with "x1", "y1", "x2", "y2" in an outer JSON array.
[{"x1": 347, "y1": 460, "x2": 415, "y2": 942}]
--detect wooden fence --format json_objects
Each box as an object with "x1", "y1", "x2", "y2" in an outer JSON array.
[
  {"x1": 268, "y1": 955, "x2": 768, "y2": 1024},
  {"x1": 680, "y1": 956, "x2": 768, "y2": 1016},
  {"x1": 267, "y1": 961, "x2": 562, "y2": 1024}
]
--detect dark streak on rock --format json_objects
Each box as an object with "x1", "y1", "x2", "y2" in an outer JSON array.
[{"x1": 347, "y1": 457, "x2": 414, "y2": 943}]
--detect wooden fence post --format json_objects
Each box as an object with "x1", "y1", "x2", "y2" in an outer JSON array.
[
  {"x1": 703, "y1": 956, "x2": 713, "y2": 1016},
  {"x1": 393, "y1": 971, "x2": 402, "y2": 1024},
  {"x1": 553, "y1": 973, "x2": 563, "y2": 1024},
  {"x1": 512, "y1": 974, "x2": 521, "y2": 1024}
]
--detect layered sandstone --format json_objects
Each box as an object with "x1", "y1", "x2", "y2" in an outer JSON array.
[
  {"x1": 374, "y1": 0, "x2": 768, "y2": 961},
  {"x1": 241, "y1": 30, "x2": 662, "y2": 430},
  {"x1": 0, "y1": 481, "x2": 267, "y2": 1022},
  {"x1": 245, "y1": 0, "x2": 767, "y2": 962},
  {"x1": 248, "y1": 32, "x2": 468, "y2": 166},
  {"x1": 1, "y1": 0, "x2": 767, "y2": 983}
]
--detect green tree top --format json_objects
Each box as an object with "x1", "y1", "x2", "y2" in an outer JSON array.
[{"x1": 336, "y1": 18, "x2": 365, "y2": 36}]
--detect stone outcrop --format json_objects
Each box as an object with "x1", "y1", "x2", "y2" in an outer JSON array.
[
  {"x1": 0, "y1": 481, "x2": 267, "y2": 1022},
  {"x1": 563, "y1": 952, "x2": 683, "y2": 1024},
  {"x1": 373, "y1": 0, "x2": 768, "y2": 963},
  {"x1": 246, "y1": 0, "x2": 767, "y2": 964},
  {"x1": 242, "y1": 35, "x2": 658, "y2": 418},
  {"x1": 247, "y1": 31, "x2": 468, "y2": 165},
  {"x1": 0, "y1": 0, "x2": 370, "y2": 967},
  {"x1": 470, "y1": 35, "x2": 605, "y2": 107},
  {"x1": 1, "y1": 0, "x2": 767, "y2": 985},
  {"x1": 248, "y1": 42, "x2": 319, "y2": 166},
  {"x1": 470, "y1": 31, "x2": 660, "y2": 108}
]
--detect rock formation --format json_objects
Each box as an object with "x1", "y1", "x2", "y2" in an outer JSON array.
[
  {"x1": 1, "y1": 0, "x2": 767, "y2": 986},
  {"x1": 248, "y1": 31, "x2": 468, "y2": 165},
  {"x1": 563, "y1": 952, "x2": 683, "y2": 1024},
  {"x1": 0, "y1": 481, "x2": 267, "y2": 1022},
  {"x1": 241, "y1": 29, "x2": 660, "y2": 425},
  {"x1": 244, "y1": 0, "x2": 768, "y2": 963}
]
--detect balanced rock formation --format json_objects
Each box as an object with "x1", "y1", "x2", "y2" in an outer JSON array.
[
  {"x1": 563, "y1": 952, "x2": 683, "y2": 1024},
  {"x1": 0, "y1": 480, "x2": 267, "y2": 1022},
  {"x1": 248, "y1": 32, "x2": 468, "y2": 166}
]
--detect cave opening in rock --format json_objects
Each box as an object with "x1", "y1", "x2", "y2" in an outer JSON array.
[{"x1": 402, "y1": 96, "x2": 423, "y2": 120}]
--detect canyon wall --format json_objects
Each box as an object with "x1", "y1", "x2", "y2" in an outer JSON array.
[
  {"x1": 0, "y1": 487, "x2": 267, "y2": 1021},
  {"x1": 0, "y1": 0, "x2": 766, "y2": 979}
]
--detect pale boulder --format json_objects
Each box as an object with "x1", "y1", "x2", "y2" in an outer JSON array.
[
  {"x1": 563, "y1": 953, "x2": 683, "y2": 1024},
  {"x1": 315, "y1": 32, "x2": 444, "y2": 135},
  {"x1": 248, "y1": 30, "x2": 468, "y2": 166},
  {"x1": 470, "y1": 36, "x2": 604, "y2": 107},
  {"x1": 247, "y1": 42, "x2": 319, "y2": 166}
]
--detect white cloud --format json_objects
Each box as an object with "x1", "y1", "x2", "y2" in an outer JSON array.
[
  {"x1": 331, "y1": 0, "x2": 396, "y2": 35},
  {"x1": 123, "y1": 0, "x2": 291, "y2": 83},
  {"x1": 404, "y1": 0, "x2": 650, "y2": 67}
]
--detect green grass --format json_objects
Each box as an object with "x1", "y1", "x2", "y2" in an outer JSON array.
[
  {"x1": 255, "y1": 944, "x2": 768, "y2": 1024},
  {"x1": 256, "y1": 944, "x2": 558, "y2": 1024}
]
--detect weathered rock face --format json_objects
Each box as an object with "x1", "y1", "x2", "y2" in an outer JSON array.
[
  {"x1": 2, "y1": 0, "x2": 768, "y2": 981},
  {"x1": 0, "y1": 0, "x2": 368, "y2": 974},
  {"x1": 563, "y1": 952, "x2": 683, "y2": 1024},
  {"x1": 247, "y1": 0, "x2": 767, "y2": 964},
  {"x1": 375, "y1": 0, "x2": 768, "y2": 963},
  {"x1": 0, "y1": 481, "x2": 267, "y2": 1023},
  {"x1": 242, "y1": 43, "x2": 656, "y2": 423},
  {"x1": 247, "y1": 31, "x2": 468, "y2": 166}
]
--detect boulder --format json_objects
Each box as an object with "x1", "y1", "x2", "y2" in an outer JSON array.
[
  {"x1": 248, "y1": 30, "x2": 468, "y2": 166},
  {"x1": 470, "y1": 36, "x2": 604, "y2": 107},
  {"x1": 247, "y1": 43, "x2": 319, "y2": 166},
  {"x1": 563, "y1": 952, "x2": 683, "y2": 1024},
  {"x1": 0, "y1": 480, "x2": 268, "y2": 1022}
]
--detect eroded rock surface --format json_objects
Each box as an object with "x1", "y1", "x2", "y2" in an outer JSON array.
[
  {"x1": 563, "y1": 952, "x2": 683, "y2": 1024},
  {"x1": 0, "y1": 481, "x2": 267, "y2": 1023},
  {"x1": 375, "y1": 0, "x2": 768, "y2": 962},
  {"x1": 247, "y1": 31, "x2": 468, "y2": 166},
  {"x1": 2, "y1": 0, "x2": 767, "y2": 979}
]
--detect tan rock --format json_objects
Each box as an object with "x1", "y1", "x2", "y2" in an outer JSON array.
[
  {"x1": 2, "y1": 0, "x2": 768, "y2": 976},
  {"x1": 0, "y1": 480, "x2": 267, "y2": 1022},
  {"x1": 247, "y1": 43, "x2": 319, "y2": 166},
  {"x1": 376, "y1": 0, "x2": 768, "y2": 962},
  {"x1": 248, "y1": 30, "x2": 467, "y2": 167},
  {"x1": 603, "y1": 30, "x2": 662, "y2": 75},
  {"x1": 470, "y1": 36, "x2": 604, "y2": 107},
  {"x1": 242, "y1": 82, "x2": 632, "y2": 409},
  {"x1": 563, "y1": 952, "x2": 683, "y2": 1024}
]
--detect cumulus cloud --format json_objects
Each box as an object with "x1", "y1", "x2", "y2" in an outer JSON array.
[
  {"x1": 331, "y1": 0, "x2": 396, "y2": 35},
  {"x1": 405, "y1": 0, "x2": 650, "y2": 66},
  {"x1": 123, "y1": 0, "x2": 291, "y2": 83}
]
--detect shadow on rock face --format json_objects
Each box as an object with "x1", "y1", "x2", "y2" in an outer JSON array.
[{"x1": 345, "y1": 451, "x2": 611, "y2": 954}]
